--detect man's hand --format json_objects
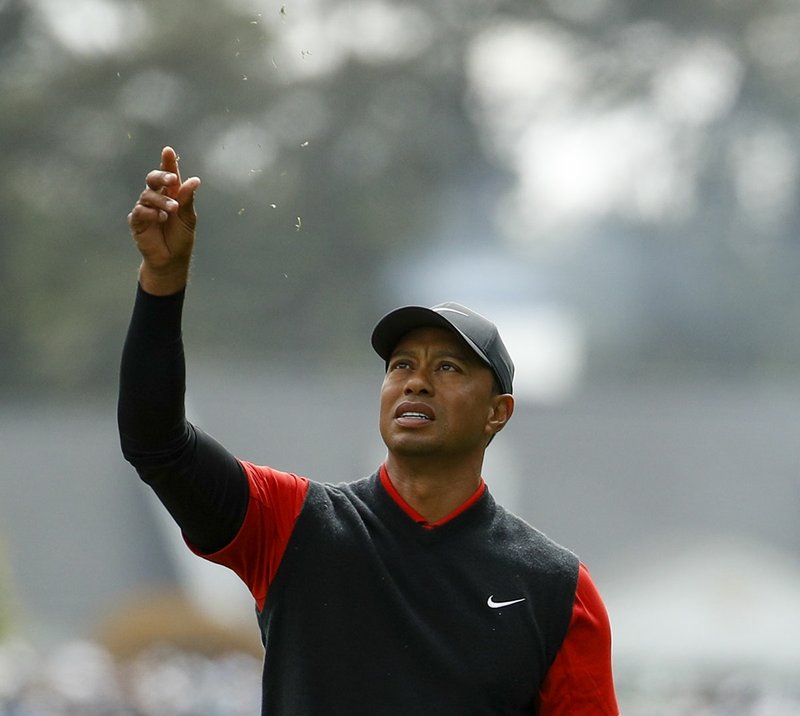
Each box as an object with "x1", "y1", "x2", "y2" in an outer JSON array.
[{"x1": 128, "y1": 146, "x2": 201, "y2": 295}]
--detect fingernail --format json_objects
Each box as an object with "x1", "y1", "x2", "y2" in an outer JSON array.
[{"x1": 167, "y1": 199, "x2": 179, "y2": 210}]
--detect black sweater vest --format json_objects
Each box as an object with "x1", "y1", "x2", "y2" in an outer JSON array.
[{"x1": 257, "y1": 472, "x2": 579, "y2": 715}]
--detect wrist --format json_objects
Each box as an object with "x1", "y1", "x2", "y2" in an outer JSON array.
[{"x1": 138, "y1": 262, "x2": 190, "y2": 296}]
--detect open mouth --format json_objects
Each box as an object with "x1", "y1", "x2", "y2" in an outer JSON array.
[
  {"x1": 394, "y1": 402, "x2": 435, "y2": 423},
  {"x1": 398, "y1": 412, "x2": 431, "y2": 421}
]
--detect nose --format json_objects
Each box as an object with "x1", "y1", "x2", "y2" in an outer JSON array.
[{"x1": 403, "y1": 368, "x2": 433, "y2": 395}]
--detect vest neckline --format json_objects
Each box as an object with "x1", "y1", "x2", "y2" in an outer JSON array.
[{"x1": 376, "y1": 464, "x2": 493, "y2": 533}]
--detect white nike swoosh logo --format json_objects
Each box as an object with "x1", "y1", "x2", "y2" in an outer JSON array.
[{"x1": 487, "y1": 595, "x2": 526, "y2": 609}]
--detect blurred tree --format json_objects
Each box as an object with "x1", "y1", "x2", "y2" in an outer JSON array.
[
  {"x1": 463, "y1": 0, "x2": 800, "y2": 380},
  {"x1": 0, "y1": 0, "x2": 798, "y2": 393},
  {"x1": 0, "y1": 0, "x2": 504, "y2": 393}
]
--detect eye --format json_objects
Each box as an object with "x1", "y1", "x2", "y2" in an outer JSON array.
[
  {"x1": 438, "y1": 361, "x2": 459, "y2": 372},
  {"x1": 389, "y1": 358, "x2": 412, "y2": 371}
]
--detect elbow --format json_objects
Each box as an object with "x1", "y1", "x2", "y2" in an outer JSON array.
[{"x1": 118, "y1": 422, "x2": 195, "y2": 480}]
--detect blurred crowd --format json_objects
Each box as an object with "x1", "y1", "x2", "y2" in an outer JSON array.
[
  {"x1": 1, "y1": 637, "x2": 799, "y2": 715},
  {"x1": 0, "y1": 639, "x2": 261, "y2": 716},
  {"x1": 618, "y1": 680, "x2": 800, "y2": 716}
]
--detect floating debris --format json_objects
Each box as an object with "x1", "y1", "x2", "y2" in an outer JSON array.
[{"x1": 295, "y1": 216, "x2": 302, "y2": 231}]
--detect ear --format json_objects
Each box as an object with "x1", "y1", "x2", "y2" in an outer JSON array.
[{"x1": 486, "y1": 394, "x2": 514, "y2": 439}]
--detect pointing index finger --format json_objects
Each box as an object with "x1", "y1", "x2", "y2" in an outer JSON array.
[{"x1": 160, "y1": 146, "x2": 182, "y2": 197}]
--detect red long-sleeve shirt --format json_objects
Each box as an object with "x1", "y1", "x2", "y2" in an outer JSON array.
[
  {"x1": 120, "y1": 286, "x2": 618, "y2": 714},
  {"x1": 196, "y1": 462, "x2": 619, "y2": 715}
]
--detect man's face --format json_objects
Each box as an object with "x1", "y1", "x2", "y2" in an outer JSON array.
[{"x1": 379, "y1": 326, "x2": 505, "y2": 459}]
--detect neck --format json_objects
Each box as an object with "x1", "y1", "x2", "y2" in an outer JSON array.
[{"x1": 383, "y1": 453, "x2": 483, "y2": 523}]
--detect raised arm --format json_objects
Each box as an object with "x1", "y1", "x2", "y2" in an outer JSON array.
[{"x1": 118, "y1": 147, "x2": 248, "y2": 554}]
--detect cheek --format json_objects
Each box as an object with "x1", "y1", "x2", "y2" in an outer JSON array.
[
  {"x1": 378, "y1": 381, "x2": 396, "y2": 418},
  {"x1": 380, "y1": 371, "x2": 405, "y2": 397},
  {"x1": 463, "y1": 395, "x2": 497, "y2": 431},
  {"x1": 378, "y1": 385, "x2": 399, "y2": 443}
]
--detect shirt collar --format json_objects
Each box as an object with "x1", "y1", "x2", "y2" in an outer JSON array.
[{"x1": 379, "y1": 464, "x2": 486, "y2": 530}]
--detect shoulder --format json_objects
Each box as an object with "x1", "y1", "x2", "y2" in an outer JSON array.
[
  {"x1": 286, "y1": 472, "x2": 382, "y2": 531},
  {"x1": 303, "y1": 472, "x2": 377, "y2": 504},
  {"x1": 239, "y1": 460, "x2": 309, "y2": 507},
  {"x1": 489, "y1": 502, "x2": 579, "y2": 579}
]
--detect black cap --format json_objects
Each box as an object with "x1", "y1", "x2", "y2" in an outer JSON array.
[{"x1": 371, "y1": 302, "x2": 514, "y2": 395}]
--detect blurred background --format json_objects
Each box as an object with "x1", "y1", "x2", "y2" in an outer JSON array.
[{"x1": 1, "y1": 0, "x2": 800, "y2": 713}]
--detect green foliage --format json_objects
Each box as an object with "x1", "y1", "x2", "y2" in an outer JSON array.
[
  {"x1": 0, "y1": 0, "x2": 500, "y2": 393},
  {"x1": 1, "y1": 0, "x2": 799, "y2": 393}
]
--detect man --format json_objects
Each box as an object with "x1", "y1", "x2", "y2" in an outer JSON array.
[{"x1": 119, "y1": 146, "x2": 619, "y2": 715}]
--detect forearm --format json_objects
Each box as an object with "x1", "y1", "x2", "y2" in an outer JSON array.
[
  {"x1": 117, "y1": 283, "x2": 249, "y2": 553},
  {"x1": 118, "y1": 283, "x2": 189, "y2": 463}
]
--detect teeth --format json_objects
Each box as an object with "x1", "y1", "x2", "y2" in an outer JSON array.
[{"x1": 400, "y1": 412, "x2": 430, "y2": 420}]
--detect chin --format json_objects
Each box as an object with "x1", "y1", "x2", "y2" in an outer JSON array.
[{"x1": 384, "y1": 434, "x2": 438, "y2": 457}]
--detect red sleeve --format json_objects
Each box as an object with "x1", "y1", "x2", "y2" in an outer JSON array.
[
  {"x1": 194, "y1": 460, "x2": 309, "y2": 611},
  {"x1": 537, "y1": 563, "x2": 619, "y2": 715}
]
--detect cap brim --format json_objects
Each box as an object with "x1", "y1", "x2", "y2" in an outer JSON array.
[
  {"x1": 371, "y1": 306, "x2": 492, "y2": 371},
  {"x1": 371, "y1": 306, "x2": 455, "y2": 360}
]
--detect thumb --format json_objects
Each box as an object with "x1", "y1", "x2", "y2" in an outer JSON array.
[{"x1": 176, "y1": 176, "x2": 201, "y2": 218}]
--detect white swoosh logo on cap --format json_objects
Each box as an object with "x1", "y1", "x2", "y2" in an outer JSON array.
[
  {"x1": 435, "y1": 308, "x2": 469, "y2": 317},
  {"x1": 487, "y1": 595, "x2": 526, "y2": 609}
]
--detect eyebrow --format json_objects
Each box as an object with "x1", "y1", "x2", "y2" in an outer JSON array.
[{"x1": 389, "y1": 347, "x2": 475, "y2": 364}]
